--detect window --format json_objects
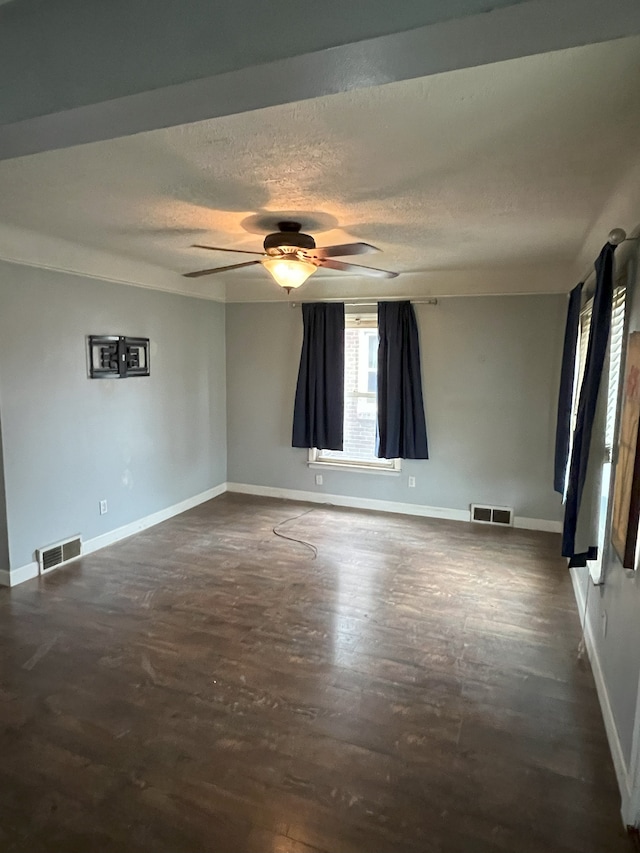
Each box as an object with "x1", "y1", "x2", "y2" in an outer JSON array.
[
  {"x1": 309, "y1": 314, "x2": 400, "y2": 472},
  {"x1": 606, "y1": 286, "x2": 627, "y2": 452},
  {"x1": 569, "y1": 286, "x2": 626, "y2": 472},
  {"x1": 567, "y1": 284, "x2": 626, "y2": 581}
]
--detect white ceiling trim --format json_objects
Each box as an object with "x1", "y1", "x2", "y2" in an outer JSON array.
[
  {"x1": 0, "y1": 221, "x2": 574, "y2": 301},
  {"x1": 0, "y1": 223, "x2": 225, "y2": 301},
  {"x1": 222, "y1": 263, "x2": 575, "y2": 303},
  {"x1": 1, "y1": 0, "x2": 639, "y2": 160}
]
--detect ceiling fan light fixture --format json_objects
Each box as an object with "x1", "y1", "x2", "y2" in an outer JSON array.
[{"x1": 261, "y1": 256, "x2": 317, "y2": 291}]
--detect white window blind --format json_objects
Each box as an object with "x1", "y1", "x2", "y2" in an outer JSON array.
[
  {"x1": 577, "y1": 298, "x2": 593, "y2": 401},
  {"x1": 605, "y1": 286, "x2": 626, "y2": 452},
  {"x1": 565, "y1": 285, "x2": 626, "y2": 498},
  {"x1": 573, "y1": 286, "x2": 626, "y2": 444},
  {"x1": 567, "y1": 298, "x2": 593, "y2": 457}
]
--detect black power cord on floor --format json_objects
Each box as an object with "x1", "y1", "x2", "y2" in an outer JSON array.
[{"x1": 272, "y1": 507, "x2": 318, "y2": 559}]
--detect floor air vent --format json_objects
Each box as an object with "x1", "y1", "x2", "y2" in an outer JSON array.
[
  {"x1": 471, "y1": 504, "x2": 513, "y2": 526},
  {"x1": 37, "y1": 536, "x2": 82, "y2": 574}
]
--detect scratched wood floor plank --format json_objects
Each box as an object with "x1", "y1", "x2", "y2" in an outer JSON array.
[{"x1": 0, "y1": 493, "x2": 632, "y2": 852}]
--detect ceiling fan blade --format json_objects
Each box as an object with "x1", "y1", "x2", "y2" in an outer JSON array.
[
  {"x1": 191, "y1": 244, "x2": 264, "y2": 255},
  {"x1": 183, "y1": 260, "x2": 262, "y2": 278},
  {"x1": 308, "y1": 242, "x2": 379, "y2": 259},
  {"x1": 318, "y1": 259, "x2": 399, "y2": 279}
]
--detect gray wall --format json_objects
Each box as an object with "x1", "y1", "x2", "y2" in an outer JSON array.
[
  {"x1": 0, "y1": 411, "x2": 9, "y2": 573},
  {"x1": 0, "y1": 261, "x2": 226, "y2": 570},
  {"x1": 226, "y1": 295, "x2": 565, "y2": 522},
  {"x1": 574, "y1": 251, "x2": 640, "y2": 767}
]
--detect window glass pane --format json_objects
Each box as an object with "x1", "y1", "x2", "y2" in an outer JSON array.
[
  {"x1": 319, "y1": 324, "x2": 384, "y2": 465},
  {"x1": 368, "y1": 334, "x2": 377, "y2": 369},
  {"x1": 356, "y1": 330, "x2": 377, "y2": 394},
  {"x1": 366, "y1": 333, "x2": 378, "y2": 392}
]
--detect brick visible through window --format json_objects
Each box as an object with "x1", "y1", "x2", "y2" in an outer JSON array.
[{"x1": 311, "y1": 315, "x2": 399, "y2": 471}]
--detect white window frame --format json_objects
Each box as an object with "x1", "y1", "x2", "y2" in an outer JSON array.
[
  {"x1": 308, "y1": 448, "x2": 401, "y2": 475},
  {"x1": 308, "y1": 313, "x2": 401, "y2": 475}
]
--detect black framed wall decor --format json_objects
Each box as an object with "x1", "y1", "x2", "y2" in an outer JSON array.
[{"x1": 88, "y1": 335, "x2": 150, "y2": 379}]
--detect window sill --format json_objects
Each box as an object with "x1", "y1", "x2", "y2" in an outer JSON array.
[{"x1": 308, "y1": 461, "x2": 401, "y2": 476}]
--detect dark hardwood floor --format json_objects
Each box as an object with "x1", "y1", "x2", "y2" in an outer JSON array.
[{"x1": 0, "y1": 494, "x2": 632, "y2": 852}]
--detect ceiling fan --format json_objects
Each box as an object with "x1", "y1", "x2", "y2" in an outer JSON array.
[{"x1": 183, "y1": 221, "x2": 399, "y2": 292}]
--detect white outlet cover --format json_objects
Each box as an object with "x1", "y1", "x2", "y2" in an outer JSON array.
[
  {"x1": 408, "y1": 476, "x2": 416, "y2": 487},
  {"x1": 315, "y1": 474, "x2": 323, "y2": 486}
]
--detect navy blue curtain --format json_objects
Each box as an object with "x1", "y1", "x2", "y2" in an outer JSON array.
[
  {"x1": 377, "y1": 301, "x2": 429, "y2": 459},
  {"x1": 562, "y1": 242, "x2": 616, "y2": 564},
  {"x1": 292, "y1": 302, "x2": 345, "y2": 450},
  {"x1": 554, "y1": 282, "x2": 584, "y2": 494}
]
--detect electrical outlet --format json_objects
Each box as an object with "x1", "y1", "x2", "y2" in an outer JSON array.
[
  {"x1": 99, "y1": 499, "x2": 108, "y2": 515},
  {"x1": 408, "y1": 476, "x2": 416, "y2": 488},
  {"x1": 315, "y1": 474, "x2": 323, "y2": 486}
]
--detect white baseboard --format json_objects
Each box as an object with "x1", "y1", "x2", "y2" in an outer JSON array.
[
  {"x1": 0, "y1": 560, "x2": 38, "y2": 588},
  {"x1": 513, "y1": 516, "x2": 562, "y2": 533},
  {"x1": 0, "y1": 482, "x2": 561, "y2": 586},
  {"x1": 0, "y1": 483, "x2": 227, "y2": 589},
  {"x1": 570, "y1": 566, "x2": 632, "y2": 824},
  {"x1": 227, "y1": 481, "x2": 470, "y2": 521},
  {"x1": 82, "y1": 483, "x2": 227, "y2": 555},
  {"x1": 226, "y1": 482, "x2": 561, "y2": 531}
]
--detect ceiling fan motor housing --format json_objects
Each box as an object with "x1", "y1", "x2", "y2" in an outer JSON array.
[
  {"x1": 263, "y1": 221, "x2": 316, "y2": 255},
  {"x1": 184, "y1": 221, "x2": 397, "y2": 279}
]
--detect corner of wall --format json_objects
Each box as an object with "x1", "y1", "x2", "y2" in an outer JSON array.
[
  {"x1": 0, "y1": 411, "x2": 10, "y2": 580},
  {"x1": 0, "y1": 482, "x2": 229, "y2": 589}
]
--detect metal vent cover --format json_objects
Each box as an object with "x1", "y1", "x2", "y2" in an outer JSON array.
[
  {"x1": 472, "y1": 506, "x2": 492, "y2": 523},
  {"x1": 37, "y1": 536, "x2": 82, "y2": 574},
  {"x1": 471, "y1": 504, "x2": 513, "y2": 526}
]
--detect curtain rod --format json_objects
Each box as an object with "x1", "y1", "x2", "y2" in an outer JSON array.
[
  {"x1": 580, "y1": 228, "x2": 638, "y2": 286},
  {"x1": 290, "y1": 298, "x2": 438, "y2": 307}
]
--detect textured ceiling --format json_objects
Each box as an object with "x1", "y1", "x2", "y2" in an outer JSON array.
[{"x1": 0, "y1": 36, "x2": 639, "y2": 295}]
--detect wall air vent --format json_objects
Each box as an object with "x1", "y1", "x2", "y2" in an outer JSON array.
[
  {"x1": 471, "y1": 504, "x2": 513, "y2": 526},
  {"x1": 37, "y1": 536, "x2": 82, "y2": 575}
]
